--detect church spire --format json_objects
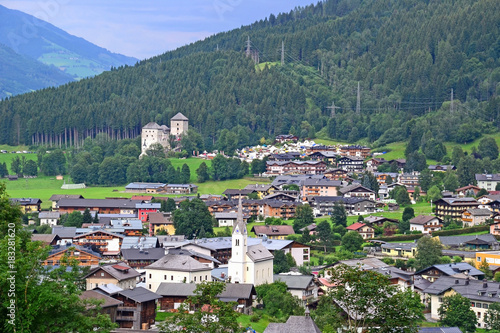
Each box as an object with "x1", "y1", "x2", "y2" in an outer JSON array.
[{"x1": 233, "y1": 195, "x2": 247, "y2": 235}]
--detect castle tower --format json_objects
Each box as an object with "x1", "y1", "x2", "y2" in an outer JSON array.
[
  {"x1": 228, "y1": 196, "x2": 247, "y2": 283},
  {"x1": 140, "y1": 122, "x2": 170, "y2": 156},
  {"x1": 170, "y1": 112, "x2": 189, "y2": 137}
]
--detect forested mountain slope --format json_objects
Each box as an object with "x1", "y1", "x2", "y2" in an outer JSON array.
[{"x1": 0, "y1": 0, "x2": 498, "y2": 150}]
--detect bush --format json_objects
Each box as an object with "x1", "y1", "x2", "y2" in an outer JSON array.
[
  {"x1": 382, "y1": 258, "x2": 395, "y2": 265},
  {"x1": 250, "y1": 314, "x2": 260, "y2": 322}
]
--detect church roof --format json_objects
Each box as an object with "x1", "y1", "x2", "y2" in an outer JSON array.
[
  {"x1": 171, "y1": 112, "x2": 188, "y2": 121},
  {"x1": 247, "y1": 244, "x2": 273, "y2": 262}
]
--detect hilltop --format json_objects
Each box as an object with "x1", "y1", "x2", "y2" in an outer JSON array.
[{"x1": 0, "y1": 0, "x2": 498, "y2": 151}]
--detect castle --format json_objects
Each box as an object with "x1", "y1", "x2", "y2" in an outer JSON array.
[{"x1": 140, "y1": 112, "x2": 188, "y2": 156}]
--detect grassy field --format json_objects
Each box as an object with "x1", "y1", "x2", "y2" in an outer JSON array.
[
  {"x1": 0, "y1": 152, "x2": 38, "y2": 173},
  {"x1": 168, "y1": 158, "x2": 212, "y2": 183}
]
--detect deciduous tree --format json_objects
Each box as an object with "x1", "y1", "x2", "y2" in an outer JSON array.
[{"x1": 438, "y1": 294, "x2": 477, "y2": 333}]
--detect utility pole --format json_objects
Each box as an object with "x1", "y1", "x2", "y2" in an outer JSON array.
[
  {"x1": 356, "y1": 82, "x2": 361, "y2": 115},
  {"x1": 246, "y1": 36, "x2": 251, "y2": 57},
  {"x1": 281, "y1": 41, "x2": 285, "y2": 66},
  {"x1": 450, "y1": 88, "x2": 454, "y2": 113},
  {"x1": 327, "y1": 101, "x2": 340, "y2": 118}
]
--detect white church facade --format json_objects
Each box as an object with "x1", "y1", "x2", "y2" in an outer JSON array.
[
  {"x1": 228, "y1": 198, "x2": 274, "y2": 286},
  {"x1": 140, "y1": 112, "x2": 189, "y2": 156}
]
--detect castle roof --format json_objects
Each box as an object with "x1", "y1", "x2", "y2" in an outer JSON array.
[
  {"x1": 171, "y1": 112, "x2": 188, "y2": 121},
  {"x1": 142, "y1": 122, "x2": 162, "y2": 129}
]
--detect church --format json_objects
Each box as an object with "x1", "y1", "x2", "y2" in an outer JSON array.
[
  {"x1": 228, "y1": 198, "x2": 274, "y2": 286},
  {"x1": 140, "y1": 112, "x2": 188, "y2": 156}
]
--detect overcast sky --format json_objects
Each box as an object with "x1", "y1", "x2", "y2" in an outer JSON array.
[{"x1": 1, "y1": 0, "x2": 314, "y2": 59}]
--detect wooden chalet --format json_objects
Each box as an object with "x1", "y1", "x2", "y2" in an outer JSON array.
[
  {"x1": 73, "y1": 230, "x2": 123, "y2": 255},
  {"x1": 112, "y1": 287, "x2": 161, "y2": 330},
  {"x1": 43, "y1": 245, "x2": 101, "y2": 266}
]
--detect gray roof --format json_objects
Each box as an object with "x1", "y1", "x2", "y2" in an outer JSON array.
[
  {"x1": 438, "y1": 234, "x2": 497, "y2": 246},
  {"x1": 246, "y1": 244, "x2": 274, "y2": 262},
  {"x1": 57, "y1": 198, "x2": 143, "y2": 209},
  {"x1": 272, "y1": 174, "x2": 324, "y2": 186},
  {"x1": 167, "y1": 248, "x2": 221, "y2": 264},
  {"x1": 476, "y1": 174, "x2": 500, "y2": 181},
  {"x1": 93, "y1": 283, "x2": 123, "y2": 295},
  {"x1": 145, "y1": 254, "x2": 212, "y2": 272},
  {"x1": 273, "y1": 274, "x2": 314, "y2": 290},
  {"x1": 423, "y1": 276, "x2": 500, "y2": 303},
  {"x1": 244, "y1": 184, "x2": 276, "y2": 191},
  {"x1": 437, "y1": 197, "x2": 479, "y2": 206},
  {"x1": 184, "y1": 237, "x2": 296, "y2": 252},
  {"x1": 52, "y1": 226, "x2": 77, "y2": 238},
  {"x1": 121, "y1": 236, "x2": 159, "y2": 250},
  {"x1": 381, "y1": 242, "x2": 416, "y2": 251},
  {"x1": 39, "y1": 211, "x2": 61, "y2": 219},
  {"x1": 330, "y1": 258, "x2": 391, "y2": 270},
  {"x1": 415, "y1": 263, "x2": 484, "y2": 278},
  {"x1": 121, "y1": 248, "x2": 166, "y2": 261},
  {"x1": 418, "y1": 328, "x2": 462, "y2": 333},
  {"x1": 80, "y1": 290, "x2": 123, "y2": 308},
  {"x1": 155, "y1": 283, "x2": 255, "y2": 300},
  {"x1": 465, "y1": 208, "x2": 492, "y2": 216},
  {"x1": 125, "y1": 182, "x2": 165, "y2": 190},
  {"x1": 49, "y1": 194, "x2": 84, "y2": 201},
  {"x1": 142, "y1": 122, "x2": 162, "y2": 129},
  {"x1": 136, "y1": 203, "x2": 161, "y2": 209},
  {"x1": 264, "y1": 314, "x2": 321, "y2": 333},
  {"x1": 252, "y1": 225, "x2": 295, "y2": 236},
  {"x1": 156, "y1": 283, "x2": 196, "y2": 297},
  {"x1": 409, "y1": 215, "x2": 439, "y2": 225},
  {"x1": 339, "y1": 184, "x2": 374, "y2": 195},
  {"x1": 117, "y1": 287, "x2": 161, "y2": 303},
  {"x1": 171, "y1": 112, "x2": 188, "y2": 121},
  {"x1": 302, "y1": 178, "x2": 343, "y2": 187}
]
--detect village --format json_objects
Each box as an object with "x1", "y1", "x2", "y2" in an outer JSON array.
[{"x1": 5, "y1": 121, "x2": 500, "y2": 332}]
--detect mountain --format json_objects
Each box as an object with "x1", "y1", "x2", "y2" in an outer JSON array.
[
  {"x1": 0, "y1": 42, "x2": 75, "y2": 97},
  {"x1": 0, "y1": 5, "x2": 137, "y2": 97},
  {"x1": 0, "y1": 0, "x2": 498, "y2": 150}
]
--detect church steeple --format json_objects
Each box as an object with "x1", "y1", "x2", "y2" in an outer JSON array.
[
  {"x1": 228, "y1": 195, "x2": 247, "y2": 283},
  {"x1": 233, "y1": 195, "x2": 247, "y2": 236}
]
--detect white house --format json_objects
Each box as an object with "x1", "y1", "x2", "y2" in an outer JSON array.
[
  {"x1": 39, "y1": 211, "x2": 60, "y2": 226},
  {"x1": 409, "y1": 215, "x2": 442, "y2": 234},
  {"x1": 144, "y1": 254, "x2": 213, "y2": 292}
]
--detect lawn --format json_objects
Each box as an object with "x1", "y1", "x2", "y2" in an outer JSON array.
[
  {"x1": 237, "y1": 312, "x2": 270, "y2": 333},
  {"x1": 168, "y1": 158, "x2": 212, "y2": 183},
  {"x1": 0, "y1": 152, "x2": 38, "y2": 173}
]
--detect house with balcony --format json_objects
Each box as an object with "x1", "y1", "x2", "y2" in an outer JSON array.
[
  {"x1": 476, "y1": 174, "x2": 500, "y2": 191},
  {"x1": 265, "y1": 160, "x2": 327, "y2": 175},
  {"x1": 339, "y1": 145, "x2": 371, "y2": 158},
  {"x1": 381, "y1": 242, "x2": 417, "y2": 258},
  {"x1": 409, "y1": 215, "x2": 443, "y2": 234},
  {"x1": 324, "y1": 168, "x2": 350, "y2": 180},
  {"x1": 300, "y1": 178, "x2": 343, "y2": 199},
  {"x1": 339, "y1": 183, "x2": 376, "y2": 201},
  {"x1": 346, "y1": 222, "x2": 374, "y2": 239},
  {"x1": 112, "y1": 287, "x2": 161, "y2": 330},
  {"x1": 165, "y1": 184, "x2": 198, "y2": 194},
  {"x1": 308, "y1": 196, "x2": 376, "y2": 216},
  {"x1": 73, "y1": 230, "x2": 123, "y2": 254},
  {"x1": 121, "y1": 248, "x2": 166, "y2": 269},
  {"x1": 84, "y1": 262, "x2": 140, "y2": 290},
  {"x1": 10, "y1": 198, "x2": 42, "y2": 213},
  {"x1": 399, "y1": 172, "x2": 420, "y2": 187},
  {"x1": 273, "y1": 274, "x2": 321, "y2": 307},
  {"x1": 462, "y1": 208, "x2": 493, "y2": 227},
  {"x1": 79, "y1": 290, "x2": 123, "y2": 325},
  {"x1": 43, "y1": 244, "x2": 101, "y2": 266},
  {"x1": 147, "y1": 211, "x2": 174, "y2": 235},
  {"x1": 337, "y1": 156, "x2": 364, "y2": 173},
  {"x1": 434, "y1": 197, "x2": 480, "y2": 220},
  {"x1": 415, "y1": 263, "x2": 484, "y2": 283}
]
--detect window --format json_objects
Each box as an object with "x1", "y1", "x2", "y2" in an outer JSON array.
[
  {"x1": 101, "y1": 272, "x2": 105, "y2": 277},
  {"x1": 149, "y1": 274, "x2": 152, "y2": 279},
  {"x1": 194, "y1": 276, "x2": 196, "y2": 282},
  {"x1": 164, "y1": 275, "x2": 167, "y2": 280},
  {"x1": 149, "y1": 284, "x2": 151, "y2": 289},
  {"x1": 171, "y1": 275, "x2": 173, "y2": 281}
]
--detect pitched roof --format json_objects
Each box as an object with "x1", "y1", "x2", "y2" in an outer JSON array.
[
  {"x1": 476, "y1": 174, "x2": 500, "y2": 181},
  {"x1": 117, "y1": 287, "x2": 161, "y2": 303},
  {"x1": 31, "y1": 234, "x2": 60, "y2": 244},
  {"x1": 465, "y1": 208, "x2": 492, "y2": 216},
  {"x1": 346, "y1": 222, "x2": 369, "y2": 231},
  {"x1": 145, "y1": 254, "x2": 212, "y2": 272},
  {"x1": 85, "y1": 262, "x2": 141, "y2": 281},
  {"x1": 273, "y1": 274, "x2": 314, "y2": 290},
  {"x1": 423, "y1": 276, "x2": 500, "y2": 303},
  {"x1": 339, "y1": 184, "x2": 374, "y2": 194},
  {"x1": 121, "y1": 248, "x2": 165, "y2": 261},
  {"x1": 167, "y1": 248, "x2": 221, "y2": 264},
  {"x1": 264, "y1": 314, "x2": 321, "y2": 333},
  {"x1": 51, "y1": 226, "x2": 77, "y2": 238},
  {"x1": 416, "y1": 263, "x2": 484, "y2": 278},
  {"x1": 57, "y1": 198, "x2": 143, "y2": 209},
  {"x1": 121, "y1": 236, "x2": 159, "y2": 250},
  {"x1": 49, "y1": 194, "x2": 84, "y2": 201},
  {"x1": 38, "y1": 211, "x2": 61, "y2": 219},
  {"x1": 171, "y1": 112, "x2": 188, "y2": 121},
  {"x1": 246, "y1": 244, "x2": 274, "y2": 262},
  {"x1": 410, "y1": 215, "x2": 439, "y2": 225},
  {"x1": 251, "y1": 225, "x2": 295, "y2": 236},
  {"x1": 142, "y1": 122, "x2": 162, "y2": 129},
  {"x1": 155, "y1": 283, "x2": 255, "y2": 300},
  {"x1": 93, "y1": 283, "x2": 123, "y2": 295},
  {"x1": 437, "y1": 234, "x2": 497, "y2": 246},
  {"x1": 80, "y1": 290, "x2": 123, "y2": 308}
]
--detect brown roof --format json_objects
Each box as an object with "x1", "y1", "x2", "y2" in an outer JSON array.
[
  {"x1": 84, "y1": 262, "x2": 140, "y2": 281},
  {"x1": 410, "y1": 215, "x2": 439, "y2": 225},
  {"x1": 80, "y1": 290, "x2": 123, "y2": 308},
  {"x1": 31, "y1": 234, "x2": 61, "y2": 244},
  {"x1": 148, "y1": 212, "x2": 173, "y2": 225},
  {"x1": 251, "y1": 225, "x2": 295, "y2": 236}
]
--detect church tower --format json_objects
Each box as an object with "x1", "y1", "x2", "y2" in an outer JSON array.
[{"x1": 228, "y1": 197, "x2": 247, "y2": 283}]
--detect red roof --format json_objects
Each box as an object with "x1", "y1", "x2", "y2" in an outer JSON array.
[
  {"x1": 131, "y1": 195, "x2": 153, "y2": 201},
  {"x1": 112, "y1": 264, "x2": 130, "y2": 272},
  {"x1": 346, "y1": 222, "x2": 367, "y2": 231}
]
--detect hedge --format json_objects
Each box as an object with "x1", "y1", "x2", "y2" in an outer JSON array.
[{"x1": 373, "y1": 225, "x2": 490, "y2": 242}]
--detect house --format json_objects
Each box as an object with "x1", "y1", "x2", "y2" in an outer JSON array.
[
  {"x1": 79, "y1": 290, "x2": 123, "y2": 324},
  {"x1": 228, "y1": 199, "x2": 274, "y2": 286},
  {"x1": 363, "y1": 215, "x2": 399, "y2": 228},
  {"x1": 381, "y1": 242, "x2": 417, "y2": 258},
  {"x1": 148, "y1": 211, "x2": 175, "y2": 236},
  {"x1": 476, "y1": 251, "x2": 500, "y2": 268},
  {"x1": 324, "y1": 168, "x2": 350, "y2": 181},
  {"x1": 125, "y1": 182, "x2": 166, "y2": 193},
  {"x1": 121, "y1": 236, "x2": 159, "y2": 250},
  {"x1": 43, "y1": 244, "x2": 101, "y2": 266},
  {"x1": 144, "y1": 254, "x2": 213, "y2": 291},
  {"x1": 121, "y1": 248, "x2": 166, "y2": 269},
  {"x1": 131, "y1": 195, "x2": 154, "y2": 202},
  {"x1": 423, "y1": 276, "x2": 500, "y2": 329},
  {"x1": 10, "y1": 198, "x2": 42, "y2": 213},
  {"x1": 112, "y1": 287, "x2": 161, "y2": 330},
  {"x1": 244, "y1": 184, "x2": 278, "y2": 198},
  {"x1": 262, "y1": 200, "x2": 300, "y2": 219},
  {"x1": 275, "y1": 134, "x2": 298, "y2": 143},
  {"x1": 57, "y1": 198, "x2": 143, "y2": 215},
  {"x1": 166, "y1": 248, "x2": 221, "y2": 269},
  {"x1": 39, "y1": 211, "x2": 60, "y2": 226},
  {"x1": 434, "y1": 197, "x2": 480, "y2": 220},
  {"x1": 437, "y1": 234, "x2": 499, "y2": 250},
  {"x1": 490, "y1": 220, "x2": 500, "y2": 236},
  {"x1": 262, "y1": 192, "x2": 298, "y2": 202},
  {"x1": 264, "y1": 309, "x2": 322, "y2": 333},
  {"x1": 346, "y1": 222, "x2": 374, "y2": 239},
  {"x1": 339, "y1": 184, "x2": 376, "y2": 201},
  {"x1": 339, "y1": 145, "x2": 371, "y2": 158},
  {"x1": 84, "y1": 263, "x2": 141, "y2": 290},
  {"x1": 72, "y1": 230, "x2": 123, "y2": 254},
  {"x1": 476, "y1": 174, "x2": 500, "y2": 191},
  {"x1": 136, "y1": 202, "x2": 160, "y2": 222},
  {"x1": 155, "y1": 283, "x2": 256, "y2": 314},
  {"x1": 308, "y1": 196, "x2": 376, "y2": 216},
  {"x1": 307, "y1": 151, "x2": 337, "y2": 164},
  {"x1": 31, "y1": 234, "x2": 61, "y2": 246},
  {"x1": 268, "y1": 152, "x2": 302, "y2": 161},
  {"x1": 399, "y1": 172, "x2": 420, "y2": 187},
  {"x1": 222, "y1": 189, "x2": 256, "y2": 200},
  {"x1": 462, "y1": 208, "x2": 493, "y2": 227},
  {"x1": 49, "y1": 194, "x2": 84, "y2": 210},
  {"x1": 108, "y1": 219, "x2": 144, "y2": 237},
  {"x1": 165, "y1": 184, "x2": 198, "y2": 194},
  {"x1": 273, "y1": 274, "x2": 321, "y2": 307},
  {"x1": 366, "y1": 158, "x2": 388, "y2": 172},
  {"x1": 272, "y1": 174, "x2": 324, "y2": 188},
  {"x1": 428, "y1": 165, "x2": 455, "y2": 172},
  {"x1": 266, "y1": 160, "x2": 327, "y2": 175},
  {"x1": 337, "y1": 156, "x2": 364, "y2": 172},
  {"x1": 456, "y1": 185, "x2": 482, "y2": 197},
  {"x1": 373, "y1": 172, "x2": 399, "y2": 185},
  {"x1": 251, "y1": 225, "x2": 295, "y2": 240},
  {"x1": 409, "y1": 216, "x2": 443, "y2": 234},
  {"x1": 300, "y1": 178, "x2": 342, "y2": 198},
  {"x1": 215, "y1": 212, "x2": 247, "y2": 227},
  {"x1": 415, "y1": 263, "x2": 484, "y2": 283},
  {"x1": 51, "y1": 226, "x2": 77, "y2": 245}
]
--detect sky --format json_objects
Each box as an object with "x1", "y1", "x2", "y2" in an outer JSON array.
[{"x1": 0, "y1": 0, "x2": 315, "y2": 60}]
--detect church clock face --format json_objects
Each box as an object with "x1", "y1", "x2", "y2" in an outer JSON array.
[{"x1": 235, "y1": 226, "x2": 239, "y2": 234}]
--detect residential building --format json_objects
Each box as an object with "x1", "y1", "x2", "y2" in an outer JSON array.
[
  {"x1": 136, "y1": 202, "x2": 160, "y2": 222},
  {"x1": 251, "y1": 225, "x2": 295, "y2": 240},
  {"x1": 271, "y1": 174, "x2": 324, "y2": 188},
  {"x1": 366, "y1": 158, "x2": 388, "y2": 172},
  {"x1": 399, "y1": 172, "x2": 420, "y2": 187},
  {"x1": 415, "y1": 263, "x2": 484, "y2": 283},
  {"x1": 381, "y1": 242, "x2": 417, "y2": 258},
  {"x1": 121, "y1": 236, "x2": 159, "y2": 250},
  {"x1": 244, "y1": 184, "x2": 278, "y2": 198},
  {"x1": 409, "y1": 215, "x2": 443, "y2": 234},
  {"x1": 337, "y1": 156, "x2": 364, "y2": 172},
  {"x1": 73, "y1": 230, "x2": 123, "y2": 254},
  {"x1": 222, "y1": 189, "x2": 256, "y2": 200},
  {"x1": 10, "y1": 198, "x2": 41, "y2": 213},
  {"x1": 423, "y1": 277, "x2": 500, "y2": 329},
  {"x1": 144, "y1": 254, "x2": 213, "y2": 291},
  {"x1": 165, "y1": 184, "x2": 198, "y2": 194},
  {"x1": 39, "y1": 211, "x2": 60, "y2": 226},
  {"x1": 437, "y1": 234, "x2": 499, "y2": 251},
  {"x1": 339, "y1": 145, "x2": 371, "y2": 158},
  {"x1": 476, "y1": 174, "x2": 500, "y2": 191},
  {"x1": 31, "y1": 234, "x2": 61, "y2": 246},
  {"x1": 490, "y1": 220, "x2": 500, "y2": 236},
  {"x1": 121, "y1": 248, "x2": 166, "y2": 269},
  {"x1": 456, "y1": 185, "x2": 482, "y2": 197},
  {"x1": 125, "y1": 182, "x2": 166, "y2": 193},
  {"x1": 166, "y1": 248, "x2": 221, "y2": 269},
  {"x1": 49, "y1": 194, "x2": 84, "y2": 209},
  {"x1": 264, "y1": 310, "x2": 322, "y2": 333},
  {"x1": 57, "y1": 198, "x2": 143, "y2": 215},
  {"x1": 148, "y1": 212, "x2": 174, "y2": 236},
  {"x1": 308, "y1": 196, "x2": 376, "y2": 216},
  {"x1": 268, "y1": 152, "x2": 301, "y2": 161},
  {"x1": 262, "y1": 200, "x2": 300, "y2": 219},
  {"x1": 462, "y1": 208, "x2": 492, "y2": 227},
  {"x1": 113, "y1": 287, "x2": 161, "y2": 330},
  {"x1": 43, "y1": 244, "x2": 101, "y2": 266},
  {"x1": 275, "y1": 134, "x2": 298, "y2": 143},
  {"x1": 346, "y1": 222, "x2": 374, "y2": 239},
  {"x1": 215, "y1": 212, "x2": 246, "y2": 227},
  {"x1": 434, "y1": 197, "x2": 480, "y2": 220},
  {"x1": 79, "y1": 290, "x2": 123, "y2": 324},
  {"x1": 307, "y1": 151, "x2": 337, "y2": 164},
  {"x1": 273, "y1": 274, "x2": 320, "y2": 307},
  {"x1": 428, "y1": 165, "x2": 455, "y2": 172},
  {"x1": 84, "y1": 263, "x2": 140, "y2": 290},
  {"x1": 300, "y1": 178, "x2": 342, "y2": 198},
  {"x1": 476, "y1": 251, "x2": 500, "y2": 267},
  {"x1": 363, "y1": 215, "x2": 399, "y2": 228},
  {"x1": 339, "y1": 183, "x2": 376, "y2": 201},
  {"x1": 324, "y1": 168, "x2": 350, "y2": 180},
  {"x1": 266, "y1": 160, "x2": 327, "y2": 175}
]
